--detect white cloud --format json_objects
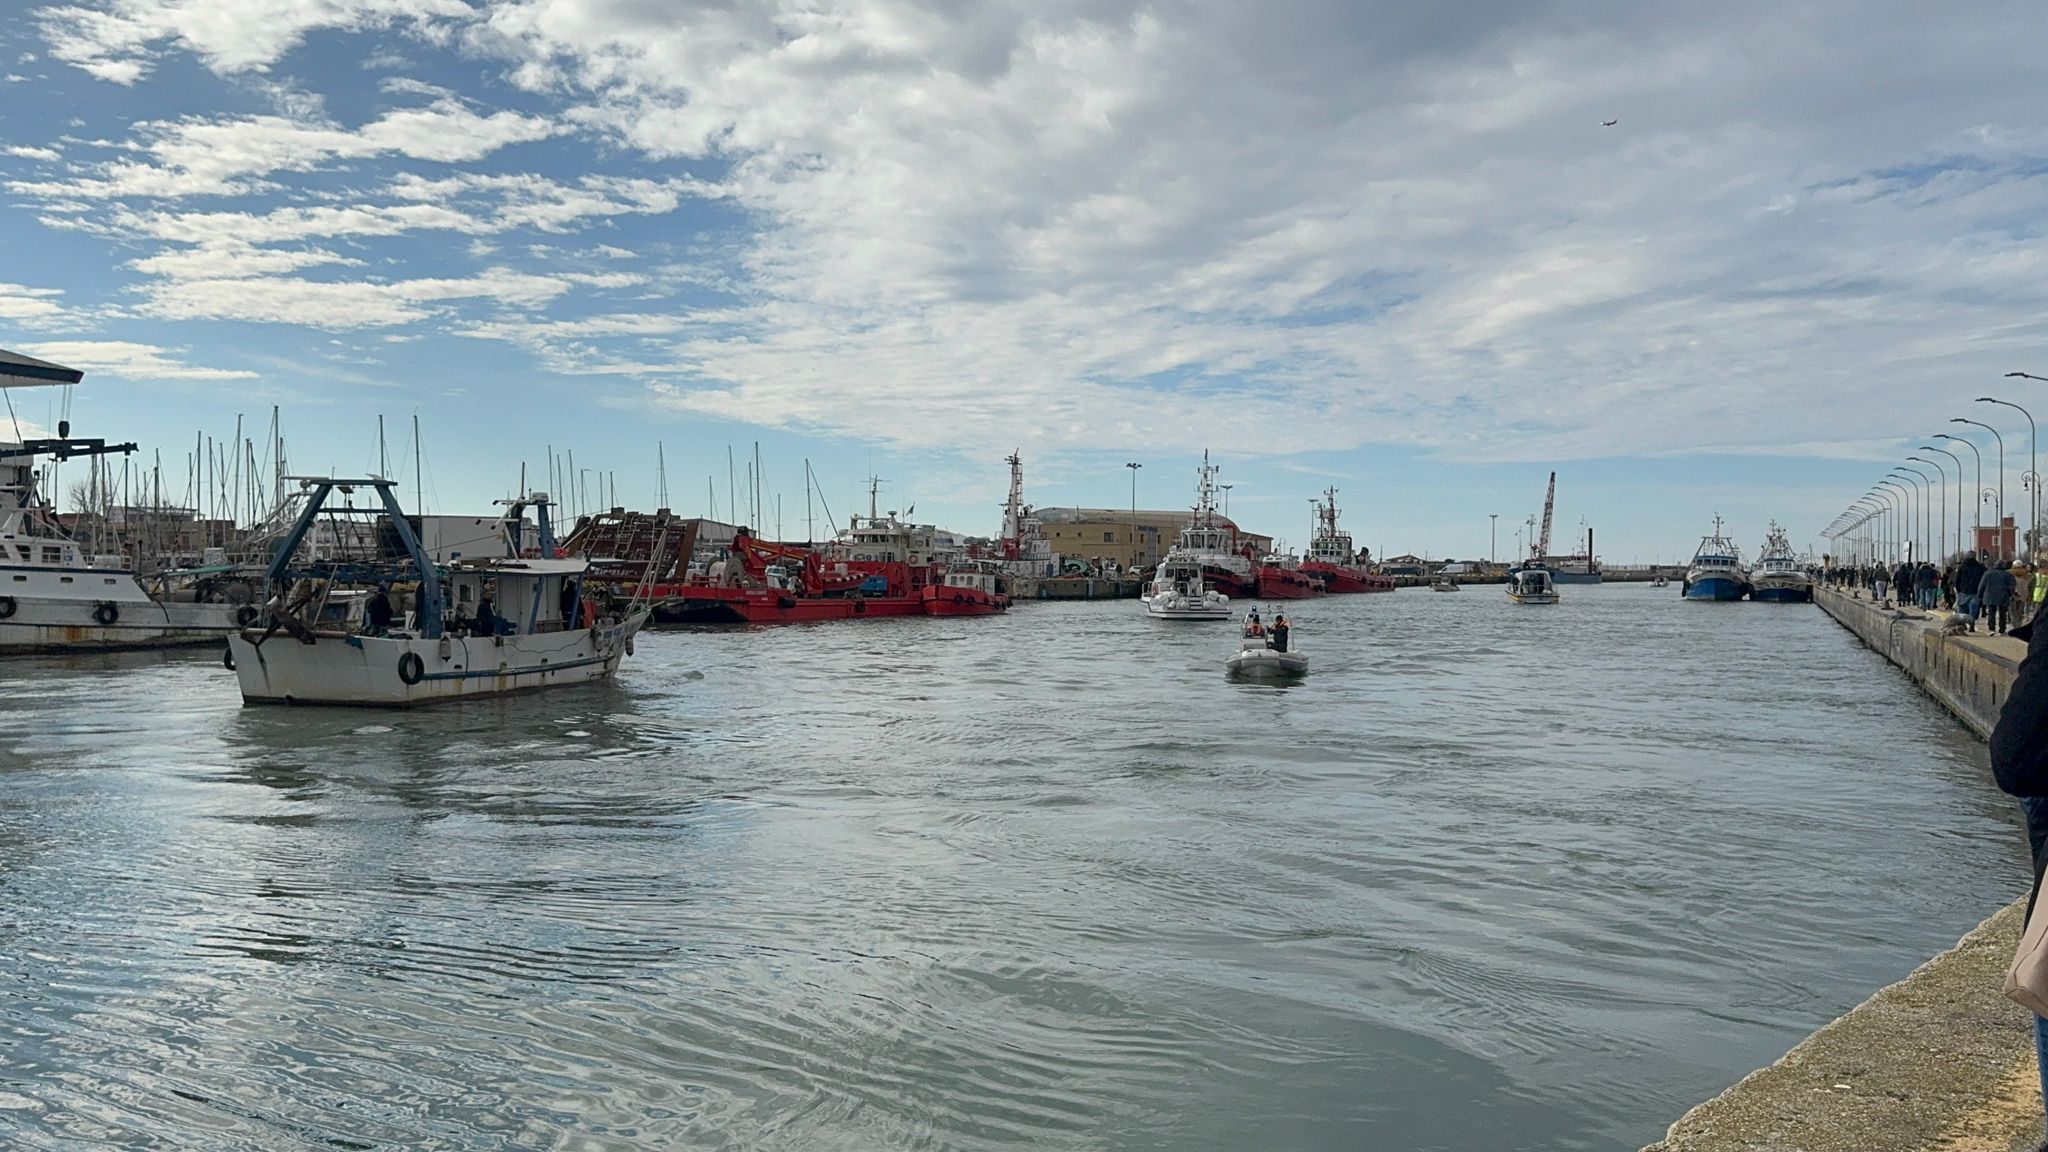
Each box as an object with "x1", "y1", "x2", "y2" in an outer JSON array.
[
  {"x1": 7, "y1": 99, "x2": 555, "y2": 199},
  {"x1": 38, "y1": 0, "x2": 474, "y2": 84},
  {"x1": 0, "y1": 283, "x2": 70, "y2": 322},
  {"x1": 4, "y1": 145, "x2": 62, "y2": 161},
  {"x1": 137, "y1": 266, "x2": 635, "y2": 327},
  {"x1": 16, "y1": 340, "x2": 256, "y2": 380}
]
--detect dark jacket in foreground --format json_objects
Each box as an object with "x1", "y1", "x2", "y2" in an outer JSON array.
[{"x1": 1991, "y1": 620, "x2": 2048, "y2": 798}]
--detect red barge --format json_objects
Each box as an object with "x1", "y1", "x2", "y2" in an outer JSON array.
[{"x1": 564, "y1": 503, "x2": 1007, "y2": 625}]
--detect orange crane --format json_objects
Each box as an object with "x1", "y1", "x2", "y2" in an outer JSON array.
[{"x1": 1534, "y1": 471, "x2": 1556, "y2": 559}]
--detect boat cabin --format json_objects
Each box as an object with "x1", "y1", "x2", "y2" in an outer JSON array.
[
  {"x1": 941, "y1": 569, "x2": 1000, "y2": 596},
  {"x1": 444, "y1": 558, "x2": 588, "y2": 636}
]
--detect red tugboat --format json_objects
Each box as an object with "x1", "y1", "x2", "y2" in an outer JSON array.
[
  {"x1": 920, "y1": 563, "x2": 1010, "y2": 615},
  {"x1": 1255, "y1": 553, "x2": 1325, "y2": 598},
  {"x1": 1299, "y1": 488, "x2": 1395, "y2": 594}
]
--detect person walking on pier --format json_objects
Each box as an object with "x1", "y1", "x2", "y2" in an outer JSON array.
[
  {"x1": 1987, "y1": 605, "x2": 2048, "y2": 1135},
  {"x1": 1919, "y1": 560, "x2": 1939, "y2": 610},
  {"x1": 1870, "y1": 563, "x2": 1887, "y2": 603},
  {"x1": 1958, "y1": 552, "x2": 1987, "y2": 628},
  {"x1": 1893, "y1": 561, "x2": 1915, "y2": 609},
  {"x1": 1981, "y1": 562, "x2": 2017, "y2": 634}
]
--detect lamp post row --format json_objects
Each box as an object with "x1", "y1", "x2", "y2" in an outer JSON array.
[{"x1": 1824, "y1": 379, "x2": 2040, "y2": 568}]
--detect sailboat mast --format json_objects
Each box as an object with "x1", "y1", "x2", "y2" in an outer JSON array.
[{"x1": 413, "y1": 413, "x2": 423, "y2": 514}]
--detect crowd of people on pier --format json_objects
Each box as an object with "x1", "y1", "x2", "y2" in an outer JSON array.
[{"x1": 1824, "y1": 554, "x2": 2046, "y2": 633}]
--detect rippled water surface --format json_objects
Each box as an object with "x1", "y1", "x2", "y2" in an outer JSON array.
[{"x1": 0, "y1": 585, "x2": 2027, "y2": 1149}]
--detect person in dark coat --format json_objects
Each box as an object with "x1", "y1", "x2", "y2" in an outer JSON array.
[
  {"x1": 1958, "y1": 552, "x2": 1987, "y2": 626},
  {"x1": 1271, "y1": 613, "x2": 1290, "y2": 653},
  {"x1": 1919, "y1": 560, "x2": 1940, "y2": 609},
  {"x1": 365, "y1": 585, "x2": 395, "y2": 634},
  {"x1": 1893, "y1": 561, "x2": 1914, "y2": 608},
  {"x1": 473, "y1": 593, "x2": 499, "y2": 637},
  {"x1": 1989, "y1": 614, "x2": 2048, "y2": 1128},
  {"x1": 559, "y1": 578, "x2": 579, "y2": 629},
  {"x1": 1982, "y1": 562, "x2": 2018, "y2": 634}
]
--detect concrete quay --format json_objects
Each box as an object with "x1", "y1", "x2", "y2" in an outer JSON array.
[{"x1": 1642, "y1": 585, "x2": 2038, "y2": 1151}]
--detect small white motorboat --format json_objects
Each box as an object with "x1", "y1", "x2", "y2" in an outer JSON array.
[
  {"x1": 1506, "y1": 564, "x2": 1560, "y2": 604},
  {"x1": 1431, "y1": 576, "x2": 1460, "y2": 592},
  {"x1": 1226, "y1": 636, "x2": 1307, "y2": 677}
]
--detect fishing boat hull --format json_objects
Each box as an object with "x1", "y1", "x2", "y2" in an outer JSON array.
[
  {"x1": 1255, "y1": 567, "x2": 1324, "y2": 598},
  {"x1": 0, "y1": 568, "x2": 242, "y2": 653},
  {"x1": 1225, "y1": 645, "x2": 1307, "y2": 677},
  {"x1": 1506, "y1": 591, "x2": 1559, "y2": 604},
  {"x1": 1299, "y1": 562, "x2": 1395, "y2": 594},
  {"x1": 920, "y1": 584, "x2": 1009, "y2": 616},
  {"x1": 1682, "y1": 574, "x2": 1748, "y2": 601},
  {"x1": 1749, "y1": 581, "x2": 1813, "y2": 603},
  {"x1": 227, "y1": 614, "x2": 643, "y2": 706}
]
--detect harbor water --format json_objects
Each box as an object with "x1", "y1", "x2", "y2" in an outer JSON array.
[{"x1": 0, "y1": 584, "x2": 2025, "y2": 1150}]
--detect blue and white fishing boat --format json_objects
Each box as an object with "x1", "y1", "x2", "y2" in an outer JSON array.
[
  {"x1": 1682, "y1": 517, "x2": 1750, "y2": 601},
  {"x1": 1748, "y1": 522, "x2": 1814, "y2": 604}
]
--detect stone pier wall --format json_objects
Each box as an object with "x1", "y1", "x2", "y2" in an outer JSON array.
[{"x1": 1814, "y1": 586, "x2": 2026, "y2": 738}]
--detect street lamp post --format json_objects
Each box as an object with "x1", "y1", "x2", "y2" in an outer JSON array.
[
  {"x1": 1219, "y1": 483, "x2": 1233, "y2": 520},
  {"x1": 1895, "y1": 466, "x2": 1933, "y2": 563},
  {"x1": 1983, "y1": 391, "x2": 2037, "y2": 560},
  {"x1": 1934, "y1": 432, "x2": 1983, "y2": 555},
  {"x1": 1954, "y1": 417, "x2": 2007, "y2": 560},
  {"x1": 1877, "y1": 487, "x2": 1904, "y2": 563},
  {"x1": 1908, "y1": 455, "x2": 1949, "y2": 561},
  {"x1": 1866, "y1": 491, "x2": 1890, "y2": 564},
  {"x1": 1124, "y1": 462, "x2": 1142, "y2": 568},
  {"x1": 1489, "y1": 513, "x2": 1498, "y2": 565},
  {"x1": 1880, "y1": 479, "x2": 1914, "y2": 561},
  {"x1": 1919, "y1": 445, "x2": 1964, "y2": 561}
]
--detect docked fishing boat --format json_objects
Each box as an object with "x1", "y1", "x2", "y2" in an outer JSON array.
[
  {"x1": 1506, "y1": 564, "x2": 1559, "y2": 604},
  {"x1": 0, "y1": 350, "x2": 243, "y2": 652},
  {"x1": 1749, "y1": 522, "x2": 1813, "y2": 603},
  {"x1": 1143, "y1": 555, "x2": 1231, "y2": 620},
  {"x1": 225, "y1": 477, "x2": 645, "y2": 706},
  {"x1": 1299, "y1": 487, "x2": 1396, "y2": 593},
  {"x1": 1255, "y1": 553, "x2": 1324, "y2": 598},
  {"x1": 1682, "y1": 517, "x2": 1750, "y2": 601}
]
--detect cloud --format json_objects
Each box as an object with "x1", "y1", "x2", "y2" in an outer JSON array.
[
  {"x1": 6, "y1": 99, "x2": 556, "y2": 199},
  {"x1": 37, "y1": 0, "x2": 474, "y2": 84},
  {"x1": 15, "y1": 340, "x2": 256, "y2": 380},
  {"x1": 138, "y1": 266, "x2": 641, "y2": 327},
  {"x1": 431, "y1": 1, "x2": 2048, "y2": 461},
  {"x1": 4, "y1": 145, "x2": 62, "y2": 161},
  {"x1": 0, "y1": 283, "x2": 70, "y2": 322}
]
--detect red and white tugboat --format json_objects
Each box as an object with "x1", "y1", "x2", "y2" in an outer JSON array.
[
  {"x1": 1164, "y1": 452, "x2": 1257, "y2": 598},
  {"x1": 1299, "y1": 487, "x2": 1394, "y2": 594},
  {"x1": 995, "y1": 451, "x2": 1060, "y2": 597},
  {"x1": 1255, "y1": 552, "x2": 1325, "y2": 598}
]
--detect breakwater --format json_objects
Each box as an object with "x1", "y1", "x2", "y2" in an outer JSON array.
[{"x1": 1645, "y1": 586, "x2": 2037, "y2": 1151}]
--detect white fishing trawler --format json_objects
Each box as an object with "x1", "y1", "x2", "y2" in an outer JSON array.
[
  {"x1": 0, "y1": 349, "x2": 242, "y2": 653},
  {"x1": 225, "y1": 477, "x2": 646, "y2": 706},
  {"x1": 1748, "y1": 521, "x2": 1814, "y2": 603}
]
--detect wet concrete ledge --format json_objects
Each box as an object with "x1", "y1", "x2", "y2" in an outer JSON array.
[{"x1": 1642, "y1": 587, "x2": 2038, "y2": 1151}]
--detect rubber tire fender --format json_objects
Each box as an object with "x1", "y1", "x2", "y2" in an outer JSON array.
[
  {"x1": 397, "y1": 651, "x2": 426, "y2": 686},
  {"x1": 221, "y1": 644, "x2": 236, "y2": 671},
  {"x1": 93, "y1": 601, "x2": 119, "y2": 626},
  {"x1": 235, "y1": 605, "x2": 259, "y2": 627},
  {"x1": 853, "y1": 599, "x2": 867, "y2": 614},
  {"x1": 0, "y1": 595, "x2": 14, "y2": 619}
]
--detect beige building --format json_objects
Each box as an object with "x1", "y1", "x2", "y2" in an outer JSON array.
[{"x1": 1038, "y1": 507, "x2": 1272, "y2": 570}]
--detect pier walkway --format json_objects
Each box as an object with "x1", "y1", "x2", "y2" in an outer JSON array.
[{"x1": 1644, "y1": 586, "x2": 2039, "y2": 1152}]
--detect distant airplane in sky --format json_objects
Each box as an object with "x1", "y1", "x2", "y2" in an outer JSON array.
[{"x1": 1601, "y1": 119, "x2": 1619, "y2": 127}]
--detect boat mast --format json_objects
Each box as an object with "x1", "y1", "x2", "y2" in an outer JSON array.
[{"x1": 412, "y1": 413, "x2": 423, "y2": 514}]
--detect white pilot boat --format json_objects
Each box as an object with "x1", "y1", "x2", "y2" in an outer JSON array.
[
  {"x1": 225, "y1": 477, "x2": 647, "y2": 706},
  {"x1": 1506, "y1": 564, "x2": 1560, "y2": 604},
  {"x1": 1143, "y1": 554, "x2": 1231, "y2": 620}
]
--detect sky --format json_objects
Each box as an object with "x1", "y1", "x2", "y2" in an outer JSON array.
[{"x1": 1, "y1": 1, "x2": 2045, "y2": 564}]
